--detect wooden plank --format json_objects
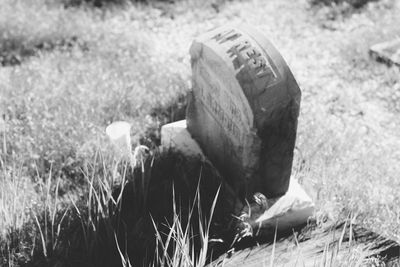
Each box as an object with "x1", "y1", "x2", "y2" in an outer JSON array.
[{"x1": 211, "y1": 222, "x2": 400, "y2": 266}]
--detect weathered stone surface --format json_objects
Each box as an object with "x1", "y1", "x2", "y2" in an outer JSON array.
[
  {"x1": 252, "y1": 178, "x2": 314, "y2": 234},
  {"x1": 161, "y1": 120, "x2": 205, "y2": 159},
  {"x1": 187, "y1": 24, "x2": 301, "y2": 200},
  {"x1": 370, "y1": 39, "x2": 400, "y2": 67}
]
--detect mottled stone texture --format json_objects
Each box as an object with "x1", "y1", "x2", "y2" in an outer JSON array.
[{"x1": 186, "y1": 24, "x2": 301, "y2": 200}]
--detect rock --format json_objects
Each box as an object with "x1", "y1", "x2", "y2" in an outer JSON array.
[
  {"x1": 186, "y1": 24, "x2": 301, "y2": 200},
  {"x1": 160, "y1": 119, "x2": 314, "y2": 236},
  {"x1": 370, "y1": 39, "x2": 400, "y2": 67},
  {"x1": 161, "y1": 120, "x2": 205, "y2": 159}
]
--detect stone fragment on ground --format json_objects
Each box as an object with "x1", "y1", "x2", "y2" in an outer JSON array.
[
  {"x1": 235, "y1": 178, "x2": 314, "y2": 240},
  {"x1": 370, "y1": 39, "x2": 400, "y2": 67},
  {"x1": 187, "y1": 24, "x2": 301, "y2": 200}
]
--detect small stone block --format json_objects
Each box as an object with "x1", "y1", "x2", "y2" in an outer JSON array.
[{"x1": 160, "y1": 120, "x2": 205, "y2": 159}]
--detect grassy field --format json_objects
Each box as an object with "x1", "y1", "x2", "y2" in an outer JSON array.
[{"x1": 1, "y1": 0, "x2": 400, "y2": 265}]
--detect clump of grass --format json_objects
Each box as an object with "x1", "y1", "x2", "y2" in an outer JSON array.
[
  {"x1": 0, "y1": 5, "x2": 190, "y2": 185},
  {"x1": 0, "y1": 0, "x2": 92, "y2": 66},
  {"x1": 0, "y1": 0, "x2": 191, "y2": 186},
  {"x1": 152, "y1": 185, "x2": 220, "y2": 267},
  {"x1": 0, "y1": 139, "x2": 41, "y2": 266},
  {"x1": 0, "y1": 148, "x2": 235, "y2": 266}
]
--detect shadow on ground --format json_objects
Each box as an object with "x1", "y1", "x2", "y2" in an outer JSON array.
[
  {"x1": 0, "y1": 36, "x2": 88, "y2": 67},
  {"x1": 18, "y1": 151, "x2": 240, "y2": 267}
]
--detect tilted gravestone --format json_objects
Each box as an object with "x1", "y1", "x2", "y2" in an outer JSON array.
[{"x1": 186, "y1": 24, "x2": 301, "y2": 200}]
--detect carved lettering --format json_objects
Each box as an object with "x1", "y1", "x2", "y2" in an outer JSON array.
[
  {"x1": 227, "y1": 41, "x2": 251, "y2": 57},
  {"x1": 194, "y1": 70, "x2": 246, "y2": 144},
  {"x1": 212, "y1": 29, "x2": 278, "y2": 81}
]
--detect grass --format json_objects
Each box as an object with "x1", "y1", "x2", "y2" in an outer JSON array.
[
  {"x1": 2, "y1": 146, "x2": 392, "y2": 266},
  {"x1": 0, "y1": 144, "x2": 232, "y2": 266},
  {"x1": 1, "y1": 0, "x2": 400, "y2": 265}
]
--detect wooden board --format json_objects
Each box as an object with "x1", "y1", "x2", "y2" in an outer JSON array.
[{"x1": 211, "y1": 222, "x2": 400, "y2": 266}]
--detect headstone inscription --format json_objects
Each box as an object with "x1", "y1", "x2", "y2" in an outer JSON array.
[{"x1": 186, "y1": 24, "x2": 301, "y2": 200}]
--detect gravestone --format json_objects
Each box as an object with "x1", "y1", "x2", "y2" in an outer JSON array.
[{"x1": 186, "y1": 24, "x2": 301, "y2": 200}]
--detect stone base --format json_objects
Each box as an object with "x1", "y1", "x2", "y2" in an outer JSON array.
[
  {"x1": 161, "y1": 120, "x2": 205, "y2": 159},
  {"x1": 160, "y1": 120, "x2": 315, "y2": 234}
]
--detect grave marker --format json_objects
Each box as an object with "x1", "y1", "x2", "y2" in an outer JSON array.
[{"x1": 186, "y1": 24, "x2": 301, "y2": 200}]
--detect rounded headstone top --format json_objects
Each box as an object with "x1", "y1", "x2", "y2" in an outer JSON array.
[
  {"x1": 190, "y1": 24, "x2": 300, "y2": 128},
  {"x1": 187, "y1": 24, "x2": 301, "y2": 199}
]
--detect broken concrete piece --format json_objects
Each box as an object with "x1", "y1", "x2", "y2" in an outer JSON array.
[
  {"x1": 370, "y1": 39, "x2": 400, "y2": 67},
  {"x1": 187, "y1": 24, "x2": 301, "y2": 200},
  {"x1": 160, "y1": 120, "x2": 205, "y2": 159},
  {"x1": 255, "y1": 178, "x2": 314, "y2": 232},
  {"x1": 235, "y1": 178, "x2": 314, "y2": 239}
]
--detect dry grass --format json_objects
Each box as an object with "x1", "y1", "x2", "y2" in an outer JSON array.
[{"x1": 1, "y1": 0, "x2": 400, "y2": 265}]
